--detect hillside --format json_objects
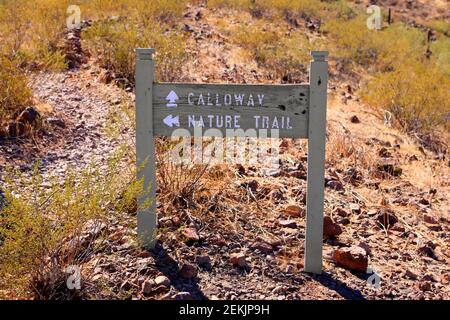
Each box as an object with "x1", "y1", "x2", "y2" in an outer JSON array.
[{"x1": 0, "y1": 0, "x2": 449, "y2": 300}]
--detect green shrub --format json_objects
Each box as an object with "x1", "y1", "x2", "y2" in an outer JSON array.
[
  {"x1": 431, "y1": 37, "x2": 450, "y2": 76},
  {"x1": 208, "y1": 0, "x2": 355, "y2": 20},
  {"x1": 0, "y1": 0, "x2": 68, "y2": 70},
  {"x1": 0, "y1": 57, "x2": 33, "y2": 125},
  {"x1": 232, "y1": 22, "x2": 313, "y2": 80},
  {"x1": 425, "y1": 19, "x2": 450, "y2": 36},
  {"x1": 83, "y1": 19, "x2": 186, "y2": 83},
  {"x1": 206, "y1": 0, "x2": 254, "y2": 10},
  {"x1": 323, "y1": 18, "x2": 426, "y2": 71},
  {"x1": 0, "y1": 148, "x2": 149, "y2": 299},
  {"x1": 362, "y1": 62, "x2": 450, "y2": 135}
]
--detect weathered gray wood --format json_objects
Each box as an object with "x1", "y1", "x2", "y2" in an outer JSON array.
[
  {"x1": 304, "y1": 51, "x2": 328, "y2": 274},
  {"x1": 136, "y1": 48, "x2": 157, "y2": 249},
  {"x1": 135, "y1": 48, "x2": 328, "y2": 274},
  {"x1": 153, "y1": 83, "x2": 309, "y2": 138}
]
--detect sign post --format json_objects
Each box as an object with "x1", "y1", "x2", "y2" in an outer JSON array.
[
  {"x1": 135, "y1": 48, "x2": 328, "y2": 274},
  {"x1": 305, "y1": 51, "x2": 328, "y2": 274},
  {"x1": 136, "y1": 48, "x2": 157, "y2": 248}
]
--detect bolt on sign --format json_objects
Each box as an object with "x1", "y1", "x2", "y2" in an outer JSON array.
[{"x1": 136, "y1": 48, "x2": 328, "y2": 274}]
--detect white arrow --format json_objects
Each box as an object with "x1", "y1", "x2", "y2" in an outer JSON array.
[
  {"x1": 166, "y1": 90, "x2": 179, "y2": 108},
  {"x1": 163, "y1": 114, "x2": 180, "y2": 127}
]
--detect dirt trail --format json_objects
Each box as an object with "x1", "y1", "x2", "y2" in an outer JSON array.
[{"x1": 0, "y1": 68, "x2": 134, "y2": 186}]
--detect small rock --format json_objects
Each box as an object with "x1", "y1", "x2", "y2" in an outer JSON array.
[
  {"x1": 137, "y1": 250, "x2": 152, "y2": 258},
  {"x1": 120, "y1": 280, "x2": 133, "y2": 291},
  {"x1": 350, "y1": 115, "x2": 360, "y2": 123},
  {"x1": 377, "y1": 164, "x2": 402, "y2": 176},
  {"x1": 195, "y1": 10, "x2": 202, "y2": 21},
  {"x1": 422, "y1": 274, "x2": 436, "y2": 282},
  {"x1": 182, "y1": 227, "x2": 200, "y2": 242},
  {"x1": 183, "y1": 23, "x2": 194, "y2": 32},
  {"x1": 376, "y1": 209, "x2": 398, "y2": 228},
  {"x1": 251, "y1": 241, "x2": 273, "y2": 254},
  {"x1": 418, "y1": 198, "x2": 430, "y2": 206},
  {"x1": 98, "y1": 69, "x2": 113, "y2": 84},
  {"x1": 278, "y1": 219, "x2": 297, "y2": 228},
  {"x1": 196, "y1": 255, "x2": 212, "y2": 269},
  {"x1": 7, "y1": 121, "x2": 25, "y2": 137},
  {"x1": 417, "y1": 241, "x2": 437, "y2": 259},
  {"x1": 153, "y1": 285, "x2": 169, "y2": 294},
  {"x1": 349, "y1": 203, "x2": 361, "y2": 214},
  {"x1": 258, "y1": 236, "x2": 282, "y2": 247},
  {"x1": 46, "y1": 117, "x2": 66, "y2": 128},
  {"x1": 440, "y1": 274, "x2": 449, "y2": 285},
  {"x1": 358, "y1": 241, "x2": 371, "y2": 256},
  {"x1": 332, "y1": 246, "x2": 368, "y2": 272},
  {"x1": 236, "y1": 164, "x2": 246, "y2": 175},
  {"x1": 378, "y1": 147, "x2": 392, "y2": 158},
  {"x1": 247, "y1": 180, "x2": 258, "y2": 192},
  {"x1": 323, "y1": 216, "x2": 342, "y2": 238},
  {"x1": 283, "y1": 205, "x2": 305, "y2": 218},
  {"x1": 334, "y1": 208, "x2": 348, "y2": 217},
  {"x1": 154, "y1": 275, "x2": 171, "y2": 288},
  {"x1": 271, "y1": 190, "x2": 285, "y2": 202},
  {"x1": 229, "y1": 253, "x2": 248, "y2": 268},
  {"x1": 179, "y1": 264, "x2": 198, "y2": 279},
  {"x1": 17, "y1": 106, "x2": 40, "y2": 125},
  {"x1": 418, "y1": 281, "x2": 432, "y2": 292},
  {"x1": 403, "y1": 270, "x2": 418, "y2": 280},
  {"x1": 423, "y1": 214, "x2": 438, "y2": 224},
  {"x1": 327, "y1": 180, "x2": 344, "y2": 191},
  {"x1": 142, "y1": 280, "x2": 154, "y2": 295}
]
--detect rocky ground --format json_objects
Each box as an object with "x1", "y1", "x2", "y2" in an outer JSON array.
[{"x1": 0, "y1": 3, "x2": 448, "y2": 300}]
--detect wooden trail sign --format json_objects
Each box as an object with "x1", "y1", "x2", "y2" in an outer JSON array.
[{"x1": 136, "y1": 48, "x2": 328, "y2": 274}]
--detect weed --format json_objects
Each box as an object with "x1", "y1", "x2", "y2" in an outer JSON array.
[{"x1": 0, "y1": 147, "x2": 149, "y2": 299}]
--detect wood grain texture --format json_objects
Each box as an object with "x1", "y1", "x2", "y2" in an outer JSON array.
[{"x1": 153, "y1": 83, "x2": 309, "y2": 138}]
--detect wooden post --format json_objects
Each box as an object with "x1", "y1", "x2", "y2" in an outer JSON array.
[
  {"x1": 136, "y1": 48, "x2": 157, "y2": 249},
  {"x1": 304, "y1": 51, "x2": 328, "y2": 274}
]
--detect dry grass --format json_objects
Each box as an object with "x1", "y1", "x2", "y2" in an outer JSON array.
[{"x1": 0, "y1": 57, "x2": 33, "y2": 125}]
